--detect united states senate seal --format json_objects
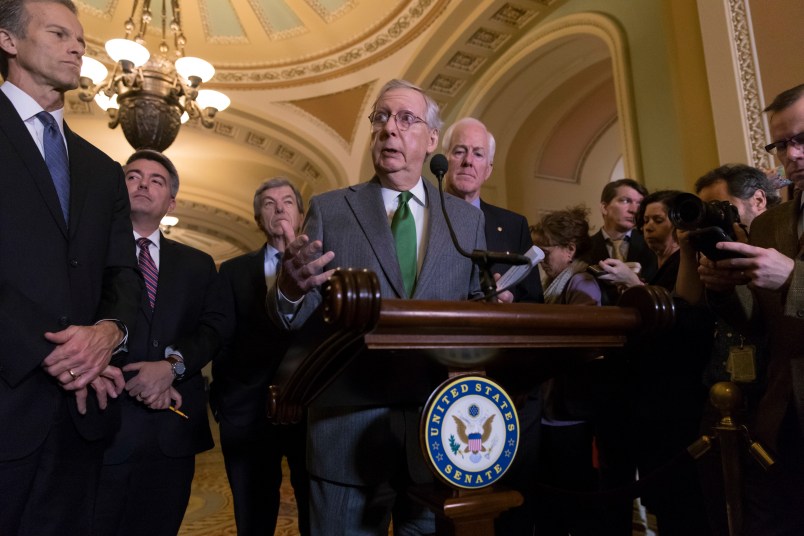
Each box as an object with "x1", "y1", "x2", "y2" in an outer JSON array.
[{"x1": 420, "y1": 375, "x2": 519, "y2": 489}]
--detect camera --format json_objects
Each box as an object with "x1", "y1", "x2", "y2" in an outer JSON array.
[
  {"x1": 667, "y1": 193, "x2": 741, "y2": 239},
  {"x1": 667, "y1": 193, "x2": 744, "y2": 260}
]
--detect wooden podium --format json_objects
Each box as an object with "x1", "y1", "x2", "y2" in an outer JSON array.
[{"x1": 268, "y1": 269, "x2": 674, "y2": 535}]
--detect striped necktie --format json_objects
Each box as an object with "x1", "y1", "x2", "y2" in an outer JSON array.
[
  {"x1": 137, "y1": 237, "x2": 158, "y2": 308},
  {"x1": 36, "y1": 111, "x2": 70, "y2": 223}
]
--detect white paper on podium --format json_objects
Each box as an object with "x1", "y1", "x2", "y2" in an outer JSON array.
[{"x1": 494, "y1": 245, "x2": 545, "y2": 291}]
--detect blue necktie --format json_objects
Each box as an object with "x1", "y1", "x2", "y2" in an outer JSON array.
[{"x1": 36, "y1": 111, "x2": 70, "y2": 223}]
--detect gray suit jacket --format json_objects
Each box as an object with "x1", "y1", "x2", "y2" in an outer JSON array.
[
  {"x1": 269, "y1": 176, "x2": 485, "y2": 485},
  {"x1": 711, "y1": 191, "x2": 804, "y2": 449}
]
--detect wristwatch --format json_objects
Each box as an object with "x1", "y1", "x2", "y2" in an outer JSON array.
[{"x1": 166, "y1": 354, "x2": 186, "y2": 380}]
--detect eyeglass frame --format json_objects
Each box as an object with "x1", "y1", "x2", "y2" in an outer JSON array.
[
  {"x1": 764, "y1": 131, "x2": 804, "y2": 155},
  {"x1": 368, "y1": 110, "x2": 428, "y2": 132}
]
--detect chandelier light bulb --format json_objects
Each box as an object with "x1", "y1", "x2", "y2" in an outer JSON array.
[
  {"x1": 196, "y1": 89, "x2": 231, "y2": 112},
  {"x1": 80, "y1": 56, "x2": 108, "y2": 84},
  {"x1": 94, "y1": 93, "x2": 119, "y2": 111},
  {"x1": 175, "y1": 56, "x2": 215, "y2": 83},
  {"x1": 105, "y1": 38, "x2": 150, "y2": 66}
]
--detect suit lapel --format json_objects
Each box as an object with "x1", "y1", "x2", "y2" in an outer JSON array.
[
  {"x1": 64, "y1": 122, "x2": 88, "y2": 237},
  {"x1": 775, "y1": 192, "x2": 801, "y2": 258},
  {"x1": 0, "y1": 92, "x2": 68, "y2": 238},
  {"x1": 415, "y1": 179, "x2": 454, "y2": 298},
  {"x1": 345, "y1": 179, "x2": 407, "y2": 298},
  {"x1": 251, "y1": 245, "x2": 268, "y2": 295}
]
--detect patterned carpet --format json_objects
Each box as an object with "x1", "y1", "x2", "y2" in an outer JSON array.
[{"x1": 178, "y1": 417, "x2": 301, "y2": 536}]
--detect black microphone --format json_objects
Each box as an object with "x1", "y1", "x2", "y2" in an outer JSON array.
[
  {"x1": 430, "y1": 153, "x2": 449, "y2": 181},
  {"x1": 431, "y1": 154, "x2": 530, "y2": 267}
]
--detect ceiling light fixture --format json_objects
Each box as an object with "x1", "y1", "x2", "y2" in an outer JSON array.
[{"x1": 78, "y1": 0, "x2": 230, "y2": 151}]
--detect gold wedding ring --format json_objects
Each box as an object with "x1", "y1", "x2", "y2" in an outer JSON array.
[{"x1": 68, "y1": 369, "x2": 77, "y2": 380}]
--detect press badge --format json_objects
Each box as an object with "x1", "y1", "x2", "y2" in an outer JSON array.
[{"x1": 727, "y1": 343, "x2": 757, "y2": 383}]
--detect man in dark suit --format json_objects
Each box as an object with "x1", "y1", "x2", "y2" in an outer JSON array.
[
  {"x1": 0, "y1": 2, "x2": 141, "y2": 534},
  {"x1": 442, "y1": 117, "x2": 543, "y2": 303},
  {"x1": 580, "y1": 178, "x2": 655, "y2": 535},
  {"x1": 269, "y1": 79, "x2": 490, "y2": 535},
  {"x1": 212, "y1": 177, "x2": 310, "y2": 535},
  {"x1": 698, "y1": 84, "x2": 804, "y2": 534},
  {"x1": 93, "y1": 150, "x2": 224, "y2": 536},
  {"x1": 583, "y1": 178, "x2": 657, "y2": 299},
  {"x1": 442, "y1": 117, "x2": 543, "y2": 535}
]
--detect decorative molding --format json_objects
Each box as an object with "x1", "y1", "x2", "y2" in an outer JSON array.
[
  {"x1": 213, "y1": 121, "x2": 238, "y2": 138},
  {"x1": 302, "y1": 162, "x2": 323, "y2": 182},
  {"x1": 467, "y1": 28, "x2": 510, "y2": 51},
  {"x1": 491, "y1": 4, "x2": 537, "y2": 29},
  {"x1": 727, "y1": 0, "x2": 772, "y2": 169},
  {"x1": 197, "y1": 0, "x2": 250, "y2": 44},
  {"x1": 446, "y1": 51, "x2": 485, "y2": 73},
  {"x1": 304, "y1": 0, "x2": 358, "y2": 24},
  {"x1": 213, "y1": 0, "x2": 449, "y2": 88},
  {"x1": 247, "y1": 0, "x2": 308, "y2": 41},
  {"x1": 428, "y1": 75, "x2": 466, "y2": 97},
  {"x1": 274, "y1": 144, "x2": 299, "y2": 165},
  {"x1": 76, "y1": 0, "x2": 118, "y2": 20}
]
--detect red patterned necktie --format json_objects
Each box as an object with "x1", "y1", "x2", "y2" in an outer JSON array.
[{"x1": 137, "y1": 237, "x2": 158, "y2": 308}]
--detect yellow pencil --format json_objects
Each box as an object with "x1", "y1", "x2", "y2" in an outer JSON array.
[{"x1": 168, "y1": 406, "x2": 189, "y2": 419}]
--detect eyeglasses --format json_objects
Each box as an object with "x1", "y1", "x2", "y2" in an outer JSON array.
[
  {"x1": 765, "y1": 131, "x2": 804, "y2": 155},
  {"x1": 368, "y1": 110, "x2": 427, "y2": 132}
]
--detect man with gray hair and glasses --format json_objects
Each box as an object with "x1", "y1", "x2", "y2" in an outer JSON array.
[{"x1": 268, "y1": 79, "x2": 488, "y2": 535}]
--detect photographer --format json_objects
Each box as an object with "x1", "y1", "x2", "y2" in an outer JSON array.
[
  {"x1": 675, "y1": 164, "x2": 780, "y2": 535},
  {"x1": 691, "y1": 83, "x2": 804, "y2": 536}
]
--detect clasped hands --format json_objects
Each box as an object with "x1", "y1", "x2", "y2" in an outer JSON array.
[{"x1": 41, "y1": 321, "x2": 124, "y2": 415}]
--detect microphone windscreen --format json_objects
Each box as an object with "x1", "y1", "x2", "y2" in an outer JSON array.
[{"x1": 430, "y1": 154, "x2": 449, "y2": 177}]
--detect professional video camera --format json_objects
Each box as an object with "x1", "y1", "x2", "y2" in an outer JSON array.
[{"x1": 667, "y1": 193, "x2": 744, "y2": 260}]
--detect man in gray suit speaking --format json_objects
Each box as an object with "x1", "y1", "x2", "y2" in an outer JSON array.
[{"x1": 269, "y1": 79, "x2": 488, "y2": 535}]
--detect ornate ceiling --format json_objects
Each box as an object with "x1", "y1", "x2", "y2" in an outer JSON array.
[{"x1": 68, "y1": 0, "x2": 570, "y2": 262}]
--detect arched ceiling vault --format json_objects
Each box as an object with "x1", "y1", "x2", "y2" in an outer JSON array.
[{"x1": 69, "y1": 0, "x2": 582, "y2": 262}]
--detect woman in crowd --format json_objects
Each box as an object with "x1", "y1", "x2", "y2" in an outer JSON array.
[{"x1": 530, "y1": 205, "x2": 602, "y2": 535}]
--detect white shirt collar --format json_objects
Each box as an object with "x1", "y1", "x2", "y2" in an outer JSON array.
[
  {"x1": 134, "y1": 229, "x2": 161, "y2": 249},
  {"x1": 380, "y1": 177, "x2": 427, "y2": 209},
  {"x1": 1, "y1": 81, "x2": 65, "y2": 134}
]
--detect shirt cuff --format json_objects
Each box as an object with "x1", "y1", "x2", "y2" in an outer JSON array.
[{"x1": 95, "y1": 319, "x2": 128, "y2": 354}]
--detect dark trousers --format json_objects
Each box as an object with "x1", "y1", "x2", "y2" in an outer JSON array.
[
  {"x1": 534, "y1": 422, "x2": 599, "y2": 536},
  {"x1": 93, "y1": 453, "x2": 194, "y2": 536},
  {"x1": 495, "y1": 392, "x2": 541, "y2": 536},
  {"x1": 0, "y1": 400, "x2": 104, "y2": 536},
  {"x1": 219, "y1": 416, "x2": 310, "y2": 536}
]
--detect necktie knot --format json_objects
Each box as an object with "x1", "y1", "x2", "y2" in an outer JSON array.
[
  {"x1": 36, "y1": 111, "x2": 58, "y2": 130},
  {"x1": 137, "y1": 237, "x2": 151, "y2": 250},
  {"x1": 609, "y1": 237, "x2": 626, "y2": 261},
  {"x1": 398, "y1": 191, "x2": 413, "y2": 205}
]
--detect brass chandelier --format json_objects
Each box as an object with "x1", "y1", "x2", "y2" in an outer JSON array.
[{"x1": 78, "y1": 0, "x2": 230, "y2": 151}]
